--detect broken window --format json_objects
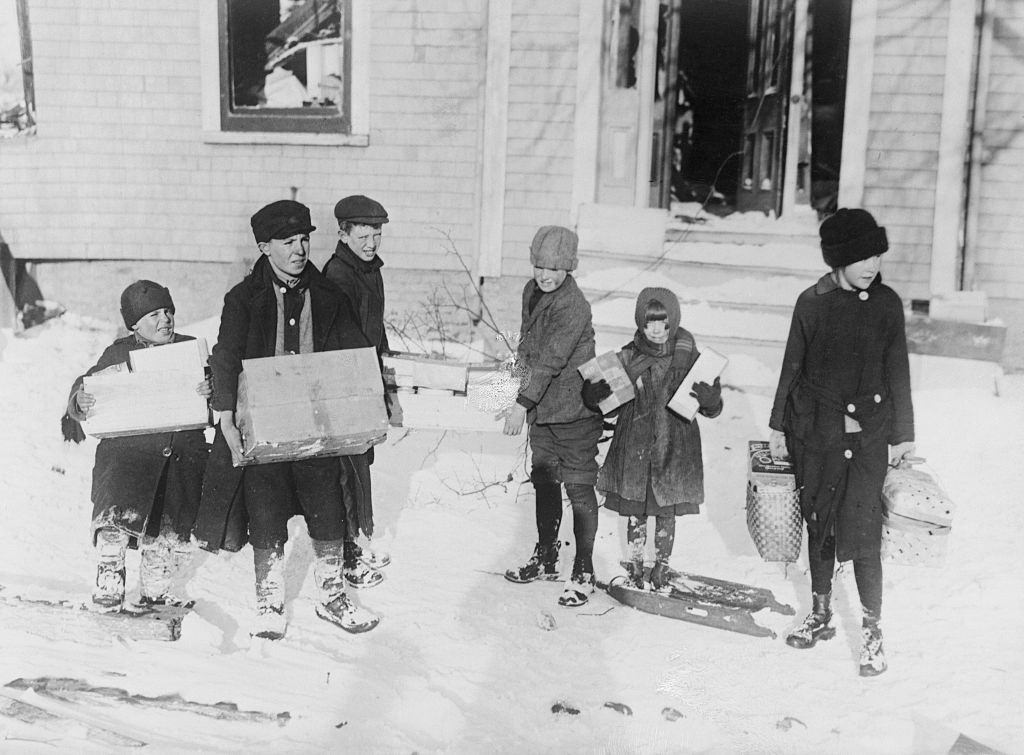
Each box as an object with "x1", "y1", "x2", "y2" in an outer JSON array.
[
  {"x1": 0, "y1": 0, "x2": 35, "y2": 138},
  {"x1": 220, "y1": 0, "x2": 349, "y2": 133}
]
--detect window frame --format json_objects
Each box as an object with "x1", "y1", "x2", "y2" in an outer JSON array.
[{"x1": 200, "y1": 0, "x2": 369, "y2": 146}]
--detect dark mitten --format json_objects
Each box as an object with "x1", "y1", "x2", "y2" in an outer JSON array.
[
  {"x1": 690, "y1": 376, "x2": 722, "y2": 413},
  {"x1": 581, "y1": 379, "x2": 612, "y2": 412},
  {"x1": 61, "y1": 412, "x2": 85, "y2": 444}
]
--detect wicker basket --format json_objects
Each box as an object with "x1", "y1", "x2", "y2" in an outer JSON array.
[
  {"x1": 881, "y1": 511, "x2": 950, "y2": 568},
  {"x1": 746, "y1": 481, "x2": 803, "y2": 562},
  {"x1": 882, "y1": 465, "x2": 955, "y2": 527}
]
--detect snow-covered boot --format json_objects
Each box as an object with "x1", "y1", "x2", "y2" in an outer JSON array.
[
  {"x1": 558, "y1": 567, "x2": 595, "y2": 607},
  {"x1": 91, "y1": 527, "x2": 128, "y2": 612},
  {"x1": 356, "y1": 541, "x2": 391, "y2": 569},
  {"x1": 343, "y1": 540, "x2": 383, "y2": 589},
  {"x1": 859, "y1": 608, "x2": 887, "y2": 677},
  {"x1": 138, "y1": 537, "x2": 195, "y2": 607},
  {"x1": 313, "y1": 539, "x2": 379, "y2": 634},
  {"x1": 252, "y1": 546, "x2": 287, "y2": 640},
  {"x1": 504, "y1": 541, "x2": 561, "y2": 583},
  {"x1": 649, "y1": 561, "x2": 672, "y2": 594},
  {"x1": 785, "y1": 592, "x2": 836, "y2": 649}
]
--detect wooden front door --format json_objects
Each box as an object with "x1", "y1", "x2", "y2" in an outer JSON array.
[{"x1": 737, "y1": 0, "x2": 794, "y2": 214}]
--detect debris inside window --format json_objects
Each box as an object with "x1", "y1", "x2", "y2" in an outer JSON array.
[
  {"x1": 0, "y1": 0, "x2": 35, "y2": 138},
  {"x1": 227, "y1": 0, "x2": 344, "y2": 112}
]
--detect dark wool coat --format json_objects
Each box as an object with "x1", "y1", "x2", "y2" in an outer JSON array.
[
  {"x1": 65, "y1": 334, "x2": 209, "y2": 546},
  {"x1": 321, "y1": 243, "x2": 390, "y2": 355},
  {"x1": 598, "y1": 329, "x2": 720, "y2": 513},
  {"x1": 769, "y1": 273, "x2": 914, "y2": 561},
  {"x1": 516, "y1": 275, "x2": 598, "y2": 426},
  {"x1": 192, "y1": 256, "x2": 371, "y2": 553}
]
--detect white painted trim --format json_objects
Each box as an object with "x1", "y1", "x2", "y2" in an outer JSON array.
[
  {"x1": 199, "y1": 0, "x2": 220, "y2": 133},
  {"x1": 477, "y1": 0, "x2": 511, "y2": 278},
  {"x1": 570, "y1": 1, "x2": 603, "y2": 227},
  {"x1": 782, "y1": 0, "x2": 808, "y2": 217},
  {"x1": 930, "y1": 0, "x2": 977, "y2": 295},
  {"x1": 350, "y1": 0, "x2": 371, "y2": 137},
  {"x1": 838, "y1": 0, "x2": 877, "y2": 208},
  {"x1": 201, "y1": 131, "x2": 369, "y2": 147},
  {"x1": 633, "y1": 0, "x2": 659, "y2": 207}
]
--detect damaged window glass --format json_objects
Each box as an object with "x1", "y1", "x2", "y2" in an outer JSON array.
[
  {"x1": 0, "y1": 0, "x2": 35, "y2": 138},
  {"x1": 222, "y1": 0, "x2": 348, "y2": 132}
]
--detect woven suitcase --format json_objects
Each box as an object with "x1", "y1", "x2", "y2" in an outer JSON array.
[
  {"x1": 882, "y1": 465, "x2": 955, "y2": 527},
  {"x1": 746, "y1": 441, "x2": 802, "y2": 562},
  {"x1": 881, "y1": 511, "x2": 950, "y2": 568}
]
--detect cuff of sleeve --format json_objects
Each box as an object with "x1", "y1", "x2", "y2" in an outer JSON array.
[{"x1": 516, "y1": 395, "x2": 536, "y2": 411}]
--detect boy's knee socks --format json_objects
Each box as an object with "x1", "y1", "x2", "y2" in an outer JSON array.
[
  {"x1": 565, "y1": 483, "x2": 598, "y2": 572},
  {"x1": 534, "y1": 481, "x2": 563, "y2": 546}
]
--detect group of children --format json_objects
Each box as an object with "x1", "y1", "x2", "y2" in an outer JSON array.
[{"x1": 64, "y1": 202, "x2": 914, "y2": 677}]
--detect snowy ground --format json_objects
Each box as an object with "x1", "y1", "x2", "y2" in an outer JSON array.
[{"x1": 1, "y1": 313, "x2": 1022, "y2": 754}]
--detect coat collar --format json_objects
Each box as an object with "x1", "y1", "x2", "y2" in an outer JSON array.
[
  {"x1": 814, "y1": 271, "x2": 885, "y2": 295},
  {"x1": 332, "y1": 241, "x2": 384, "y2": 274},
  {"x1": 523, "y1": 274, "x2": 579, "y2": 328},
  {"x1": 244, "y1": 256, "x2": 339, "y2": 351}
]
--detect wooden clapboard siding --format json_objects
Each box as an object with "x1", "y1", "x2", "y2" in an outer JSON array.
[
  {"x1": 863, "y1": 0, "x2": 951, "y2": 301},
  {"x1": 973, "y1": 0, "x2": 1024, "y2": 303},
  {"x1": 499, "y1": 0, "x2": 581, "y2": 276}
]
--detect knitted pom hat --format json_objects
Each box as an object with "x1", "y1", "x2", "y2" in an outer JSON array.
[
  {"x1": 530, "y1": 225, "x2": 579, "y2": 271},
  {"x1": 819, "y1": 208, "x2": 889, "y2": 268},
  {"x1": 120, "y1": 280, "x2": 174, "y2": 329}
]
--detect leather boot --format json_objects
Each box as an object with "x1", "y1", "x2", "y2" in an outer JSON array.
[
  {"x1": 786, "y1": 592, "x2": 836, "y2": 649},
  {"x1": 859, "y1": 607, "x2": 887, "y2": 677},
  {"x1": 252, "y1": 545, "x2": 286, "y2": 640},
  {"x1": 312, "y1": 539, "x2": 380, "y2": 634},
  {"x1": 92, "y1": 527, "x2": 128, "y2": 612},
  {"x1": 504, "y1": 541, "x2": 561, "y2": 583},
  {"x1": 343, "y1": 540, "x2": 384, "y2": 589}
]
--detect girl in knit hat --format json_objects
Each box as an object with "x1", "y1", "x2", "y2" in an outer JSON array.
[
  {"x1": 63, "y1": 280, "x2": 211, "y2": 612},
  {"x1": 583, "y1": 287, "x2": 722, "y2": 592},
  {"x1": 768, "y1": 208, "x2": 915, "y2": 677},
  {"x1": 503, "y1": 225, "x2": 605, "y2": 608}
]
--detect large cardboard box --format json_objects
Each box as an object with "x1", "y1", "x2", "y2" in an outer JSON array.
[
  {"x1": 81, "y1": 339, "x2": 210, "y2": 438},
  {"x1": 235, "y1": 347, "x2": 387, "y2": 465},
  {"x1": 578, "y1": 351, "x2": 634, "y2": 413}
]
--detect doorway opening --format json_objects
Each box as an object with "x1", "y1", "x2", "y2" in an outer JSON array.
[{"x1": 652, "y1": 0, "x2": 852, "y2": 218}]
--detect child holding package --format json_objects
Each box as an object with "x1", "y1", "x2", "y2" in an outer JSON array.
[
  {"x1": 503, "y1": 225, "x2": 605, "y2": 607},
  {"x1": 63, "y1": 280, "x2": 211, "y2": 611},
  {"x1": 769, "y1": 208, "x2": 914, "y2": 677},
  {"x1": 583, "y1": 287, "x2": 722, "y2": 592}
]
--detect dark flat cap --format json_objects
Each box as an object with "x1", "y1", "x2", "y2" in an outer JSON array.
[
  {"x1": 333, "y1": 195, "x2": 389, "y2": 225},
  {"x1": 251, "y1": 199, "x2": 316, "y2": 243}
]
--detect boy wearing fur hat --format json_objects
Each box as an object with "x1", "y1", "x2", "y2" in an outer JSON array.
[
  {"x1": 321, "y1": 194, "x2": 399, "y2": 589},
  {"x1": 503, "y1": 225, "x2": 604, "y2": 607},
  {"x1": 196, "y1": 199, "x2": 380, "y2": 639},
  {"x1": 64, "y1": 280, "x2": 211, "y2": 611},
  {"x1": 584, "y1": 287, "x2": 722, "y2": 593},
  {"x1": 768, "y1": 207, "x2": 915, "y2": 677}
]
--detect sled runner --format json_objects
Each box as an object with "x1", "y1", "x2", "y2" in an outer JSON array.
[
  {"x1": 0, "y1": 587, "x2": 191, "y2": 642},
  {"x1": 616, "y1": 562, "x2": 794, "y2": 615}
]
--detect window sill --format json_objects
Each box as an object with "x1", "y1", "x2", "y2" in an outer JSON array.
[{"x1": 201, "y1": 130, "x2": 369, "y2": 147}]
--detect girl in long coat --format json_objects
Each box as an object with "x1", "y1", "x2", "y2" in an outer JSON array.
[
  {"x1": 64, "y1": 280, "x2": 211, "y2": 611},
  {"x1": 768, "y1": 208, "x2": 915, "y2": 677},
  {"x1": 587, "y1": 287, "x2": 722, "y2": 591}
]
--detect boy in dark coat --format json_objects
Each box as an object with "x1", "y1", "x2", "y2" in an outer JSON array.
[
  {"x1": 586, "y1": 287, "x2": 722, "y2": 592},
  {"x1": 64, "y1": 280, "x2": 210, "y2": 611},
  {"x1": 503, "y1": 225, "x2": 604, "y2": 607},
  {"x1": 198, "y1": 199, "x2": 379, "y2": 639},
  {"x1": 321, "y1": 194, "x2": 400, "y2": 589},
  {"x1": 769, "y1": 208, "x2": 915, "y2": 677}
]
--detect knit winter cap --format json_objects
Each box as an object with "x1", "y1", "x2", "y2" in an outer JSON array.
[
  {"x1": 530, "y1": 225, "x2": 578, "y2": 271},
  {"x1": 819, "y1": 208, "x2": 889, "y2": 268},
  {"x1": 634, "y1": 286, "x2": 681, "y2": 338},
  {"x1": 120, "y1": 280, "x2": 175, "y2": 329},
  {"x1": 334, "y1": 195, "x2": 389, "y2": 225},
  {"x1": 250, "y1": 199, "x2": 316, "y2": 243}
]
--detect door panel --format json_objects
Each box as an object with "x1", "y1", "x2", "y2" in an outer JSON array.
[
  {"x1": 597, "y1": 0, "x2": 641, "y2": 205},
  {"x1": 737, "y1": 0, "x2": 794, "y2": 214}
]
